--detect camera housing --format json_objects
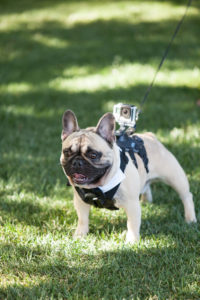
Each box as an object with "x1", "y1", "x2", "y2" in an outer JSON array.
[{"x1": 113, "y1": 103, "x2": 138, "y2": 129}]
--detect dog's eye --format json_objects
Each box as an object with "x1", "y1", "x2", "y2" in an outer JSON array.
[
  {"x1": 86, "y1": 149, "x2": 102, "y2": 160},
  {"x1": 88, "y1": 152, "x2": 98, "y2": 159}
]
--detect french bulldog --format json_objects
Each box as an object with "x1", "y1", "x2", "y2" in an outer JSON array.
[{"x1": 60, "y1": 110, "x2": 197, "y2": 243}]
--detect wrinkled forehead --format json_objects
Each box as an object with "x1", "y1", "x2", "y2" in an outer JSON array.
[{"x1": 62, "y1": 130, "x2": 110, "y2": 153}]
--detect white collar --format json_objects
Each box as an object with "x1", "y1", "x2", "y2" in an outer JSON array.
[{"x1": 98, "y1": 167, "x2": 125, "y2": 193}]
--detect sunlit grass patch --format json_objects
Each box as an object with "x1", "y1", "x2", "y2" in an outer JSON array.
[
  {"x1": 157, "y1": 123, "x2": 200, "y2": 146},
  {"x1": 49, "y1": 63, "x2": 200, "y2": 92},
  {"x1": 0, "y1": 82, "x2": 33, "y2": 94},
  {"x1": 32, "y1": 33, "x2": 70, "y2": 49}
]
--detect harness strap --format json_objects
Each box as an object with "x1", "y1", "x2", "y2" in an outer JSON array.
[
  {"x1": 129, "y1": 135, "x2": 149, "y2": 173},
  {"x1": 117, "y1": 134, "x2": 149, "y2": 173}
]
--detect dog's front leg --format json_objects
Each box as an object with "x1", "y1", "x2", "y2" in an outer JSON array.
[
  {"x1": 124, "y1": 197, "x2": 141, "y2": 244},
  {"x1": 73, "y1": 192, "x2": 90, "y2": 238}
]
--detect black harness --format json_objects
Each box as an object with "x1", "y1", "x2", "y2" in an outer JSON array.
[{"x1": 75, "y1": 134, "x2": 149, "y2": 210}]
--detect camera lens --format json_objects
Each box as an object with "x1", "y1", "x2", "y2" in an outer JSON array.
[{"x1": 121, "y1": 106, "x2": 131, "y2": 119}]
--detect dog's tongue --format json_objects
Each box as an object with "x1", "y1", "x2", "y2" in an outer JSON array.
[{"x1": 73, "y1": 173, "x2": 86, "y2": 180}]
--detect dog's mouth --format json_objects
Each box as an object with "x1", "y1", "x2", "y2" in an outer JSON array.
[
  {"x1": 70, "y1": 166, "x2": 109, "y2": 186},
  {"x1": 72, "y1": 173, "x2": 89, "y2": 184},
  {"x1": 62, "y1": 155, "x2": 111, "y2": 186}
]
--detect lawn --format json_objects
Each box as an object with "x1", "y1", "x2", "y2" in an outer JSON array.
[{"x1": 0, "y1": 0, "x2": 200, "y2": 299}]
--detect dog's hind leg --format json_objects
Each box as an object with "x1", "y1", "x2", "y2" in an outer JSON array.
[
  {"x1": 141, "y1": 183, "x2": 153, "y2": 203},
  {"x1": 158, "y1": 151, "x2": 196, "y2": 223},
  {"x1": 180, "y1": 191, "x2": 196, "y2": 223},
  {"x1": 169, "y1": 179, "x2": 196, "y2": 223}
]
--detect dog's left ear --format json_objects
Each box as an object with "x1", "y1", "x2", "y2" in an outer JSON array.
[
  {"x1": 61, "y1": 110, "x2": 79, "y2": 141},
  {"x1": 96, "y1": 113, "x2": 116, "y2": 145}
]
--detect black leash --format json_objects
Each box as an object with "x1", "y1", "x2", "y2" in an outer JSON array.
[{"x1": 138, "y1": 0, "x2": 193, "y2": 114}]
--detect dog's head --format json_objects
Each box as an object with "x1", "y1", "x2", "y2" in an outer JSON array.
[{"x1": 60, "y1": 110, "x2": 116, "y2": 187}]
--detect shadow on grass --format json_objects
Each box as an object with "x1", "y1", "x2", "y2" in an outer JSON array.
[
  {"x1": 0, "y1": 0, "x2": 66, "y2": 15},
  {"x1": 1, "y1": 16, "x2": 200, "y2": 86},
  {"x1": 0, "y1": 240, "x2": 199, "y2": 299},
  {"x1": 159, "y1": 0, "x2": 200, "y2": 9},
  {"x1": 1, "y1": 83, "x2": 199, "y2": 127}
]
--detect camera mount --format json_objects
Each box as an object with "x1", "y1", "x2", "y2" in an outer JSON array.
[{"x1": 113, "y1": 103, "x2": 139, "y2": 136}]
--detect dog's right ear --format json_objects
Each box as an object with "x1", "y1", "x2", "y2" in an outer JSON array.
[{"x1": 61, "y1": 110, "x2": 79, "y2": 141}]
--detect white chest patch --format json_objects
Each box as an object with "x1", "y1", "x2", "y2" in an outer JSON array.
[{"x1": 98, "y1": 168, "x2": 126, "y2": 193}]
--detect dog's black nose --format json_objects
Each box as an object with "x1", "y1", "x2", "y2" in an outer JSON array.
[{"x1": 72, "y1": 158, "x2": 84, "y2": 168}]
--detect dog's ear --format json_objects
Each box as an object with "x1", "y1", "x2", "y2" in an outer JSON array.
[
  {"x1": 96, "y1": 113, "x2": 116, "y2": 145},
  {"x1": 61, "y1": 110, "x2": 79, "y2": 141}
]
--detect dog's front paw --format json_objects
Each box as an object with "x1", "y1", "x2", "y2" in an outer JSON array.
[
  {"x1": 125, "y1": 231, "x2": 139, "y2": 244},
  {"x1": 185, "y1": 213, "x2": 197, "y2": 223},
  {"x1": 73, "y1": 226, "x2": 89, "y2": 239}
]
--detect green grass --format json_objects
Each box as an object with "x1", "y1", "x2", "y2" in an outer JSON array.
[{"x1": 0, "y1": 0, "x2": 200, "y2": 299}]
